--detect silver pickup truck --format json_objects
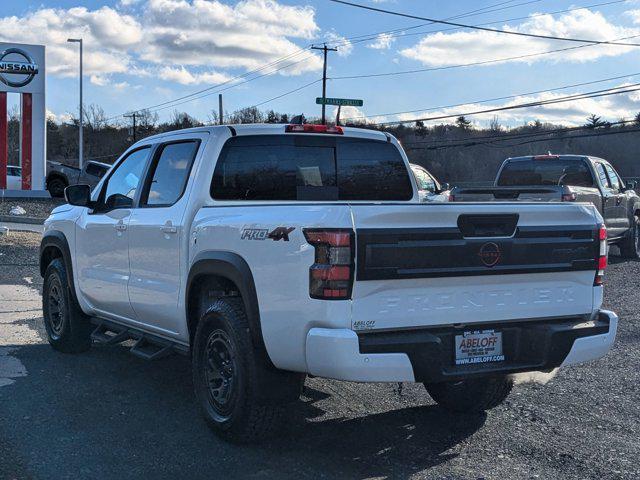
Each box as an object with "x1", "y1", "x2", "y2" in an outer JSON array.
[{"x1": 46, "y1": 160, "x2": 110, "y2": 197}]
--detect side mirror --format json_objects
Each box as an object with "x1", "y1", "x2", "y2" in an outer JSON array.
[
  {"x1": 626, "y1": 180, "x2": 637, "y2": 190},
  {"x1": 440, "y1": 183, "x2": 451, "y2": 192},
  {"x1": 64, "y1": 184, "x2": 91, "y2": 207},
  {"x1": 105, "y1": 193, "x2": 133, "y2": 210}
]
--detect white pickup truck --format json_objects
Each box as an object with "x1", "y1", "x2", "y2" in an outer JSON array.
[{"x1": 40, "y1": 124, "x2": 617, "y2": 443}]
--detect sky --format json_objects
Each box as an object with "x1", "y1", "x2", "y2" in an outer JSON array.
[{"x1": 3, "y1": 0, "x2": 640, "y2": 128}]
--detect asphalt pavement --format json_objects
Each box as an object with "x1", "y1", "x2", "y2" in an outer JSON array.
[{"x1": 1, "y1": 232, "x2": 639, "y2": 480}]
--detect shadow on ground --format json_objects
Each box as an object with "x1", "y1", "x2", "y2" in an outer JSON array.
[{"x1": 0, "y1": 339, "x2": 485, "y2": 480}]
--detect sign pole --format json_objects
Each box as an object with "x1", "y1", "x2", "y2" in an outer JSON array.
[
  {"x1": 311, "y1": 44, "x2": 337, "y2": 125},
  {"x1": 0, "y1": 92, "x2": 6, "y2": 190}
]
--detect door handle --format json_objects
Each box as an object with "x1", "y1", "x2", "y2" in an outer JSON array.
[
  {"x1": 115, "y1": 223, "x2": 127, "y2": 232},
  {"x1": 161, "y1": 223, "x2": 177, "y2": 234}
]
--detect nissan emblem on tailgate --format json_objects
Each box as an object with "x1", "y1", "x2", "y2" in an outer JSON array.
[{"x1": 479, "y1": 242, "x2": 501, "y2": 267}]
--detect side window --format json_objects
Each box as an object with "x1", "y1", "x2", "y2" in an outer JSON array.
[
  {"x1": 85, "y1": 163, "x2": 102, "y2": 177},
  {"x1": 604, "y1": 164, "x2": 621, "y2": 191},
  {"x1": 413, "y1": 168, "x2": 436, "y2": 193},
  {"x1": 102, "y1": 147, "x2": 150, "y2": 208},
  {"x1": 142, "y1": 141, "x2": 199, "y2": 206},
  {"x1": 595, "y1": 164, "x2": 610, "y2": 189}
]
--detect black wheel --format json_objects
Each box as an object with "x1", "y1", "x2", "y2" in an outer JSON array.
[
  {"x1": 192, "y1": 298, "x2": 287, "y2": 443},
  {"x1": 42, "y1": 258, "x2": 92, "y2": 353},
  {"x1": 47, "y1": 177, "x2": 67, "y2": 197},
  {"x1": 620, "y1": 214, "x2": 640, "y2": 259},
  {"x1": 424, "y1": 375, "x2": 513, "y2": 413}
]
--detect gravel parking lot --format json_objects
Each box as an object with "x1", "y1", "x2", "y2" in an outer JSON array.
[{"x1": 1, "y1": 231, "x2": 638, "y2": 480}]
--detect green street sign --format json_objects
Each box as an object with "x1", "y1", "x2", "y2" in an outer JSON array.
[{"x1": 316, "y1": 97, "x2": 364, "y2": 107}]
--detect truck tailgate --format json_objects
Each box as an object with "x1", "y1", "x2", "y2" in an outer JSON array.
[
  {"x1": 451, "y1": 186, "x2": 564, "y2": 202},
  {"x1": 350, "y1": 203, "x2": 599, "y2": 331}
]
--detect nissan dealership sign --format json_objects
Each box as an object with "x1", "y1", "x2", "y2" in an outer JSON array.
[
  {"x1": 0, "y1": 42, "x2": 46, "y2": 194},
  {"x1": 0, "y1": 48, "x2": 39, "y2": 88}
]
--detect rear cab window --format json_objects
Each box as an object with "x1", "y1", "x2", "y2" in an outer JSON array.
[
  {"x1": 594, "y1": 163, "x2": 611, "y2": 189},
  {"x1": 603, "y1": 163, "x2": 622, "y2": 191},
  {"x1": 497, "y1": 157, "x2": 594, "y2": 187},
  {"x1": 211, "y1": 135, "x2": 412, "y2": 201}
]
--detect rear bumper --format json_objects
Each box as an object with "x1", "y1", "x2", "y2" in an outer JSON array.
[{"x1": 305, "y1": 310, "x2": 617, "y2": 383}]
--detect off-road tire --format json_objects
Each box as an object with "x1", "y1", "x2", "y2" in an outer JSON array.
[
  {"x1": 47, "y1": 177, "x2": 67, "y2": 198},
  {"x1": 42, "y1": 258, "x2": 92, "y2": 353},
  {"x1": 192, "y1": 298, "x2": 285, "y2": 443},
  {"x1": 424, "y1": 375, "x2": 513, "y2": 413},
  {"x1": 619, "y1": 214, "x2": 640, "y2": 259}
]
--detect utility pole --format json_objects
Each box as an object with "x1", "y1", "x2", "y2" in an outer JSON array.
[
  {"x1": 311, "y1": 44, "x2": 337, "y2": 125},
  {"x1": 218, "y1": 94, "x2": 224, "y2": 125},
  {"x1": 124, "y1": 112, "x2": 137, "y2": 142}
]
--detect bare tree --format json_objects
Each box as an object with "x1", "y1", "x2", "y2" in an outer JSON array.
[
  {"x1": 84, "y1": 104, "x2": 107, "y2": 130},
  {"x1": 489, "y1": 116, "x2": 502, "y2": 133}
]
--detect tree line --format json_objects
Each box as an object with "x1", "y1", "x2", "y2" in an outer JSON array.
[{"x1": 6, "y1": 103, "x2": 640, "y2": 183}]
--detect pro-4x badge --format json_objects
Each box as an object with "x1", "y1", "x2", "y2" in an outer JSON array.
[{"x1": 241, "y1": 227, "x2": 295, "y2": 241}]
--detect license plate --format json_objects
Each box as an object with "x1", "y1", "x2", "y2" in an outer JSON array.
[{"x1": 455, "y1": 330, "x2": 505, "y2": 366}]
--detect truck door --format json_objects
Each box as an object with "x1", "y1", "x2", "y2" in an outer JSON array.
[
  {"x1": 127, "y1": 135, "x2": 205, "y2": 337},
  {"x1": 602, "y1": 163, "x2": 629, "y2": 237},
  {"x1": 75, "y1": 146, "x2": 151, "y2": 320},
  {"x1": 594, "y1": 163, "x2": 618, "y2": 235},
  {"x1": 603, "y1": 163, "x2": 630, "y2": 238}
]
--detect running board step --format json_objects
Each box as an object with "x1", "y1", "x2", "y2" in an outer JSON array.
[
  {"x1": 91, "y1": 321, "x2": 131, "y2": 345},
  {"x1": 89, "y1": 318, "x2": 189, "y2": 360},
  {"x1": 129, "y1": 337, "x2": 175, "y2": 361}
]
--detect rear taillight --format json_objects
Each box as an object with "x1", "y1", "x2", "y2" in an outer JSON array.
[
  {"x1": 304, "y1": 229, "x2": 354, "y2": 300},
  {"x1": 285, "y1": 124, "x2": 344, "y2": 134},
  {"x1": 561, "y1": 192, "x2": 577, "y2": 202},
  {"x1": 594, "y1": 224, "x2": 607, "y2": 286}
]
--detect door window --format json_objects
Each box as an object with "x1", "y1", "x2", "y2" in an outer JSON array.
[
  {"x1": 595, "y1": 164, "x2": 610, "y2": 188},
  {"x1": 604, "y1": 164, "x2": 621, "y2": 191},
  {"x1": 101, "y1": 147, "x2": 150, "y2": 209},
  {"x1": 412, "y1": 167, "x2": 436, "y2": 193},
  {"x1": 85, "y1": 163, "x2": 109, "y2": 178},
  {"x1": 142, "y1": 141, "x2": 199, "y2": 206}
]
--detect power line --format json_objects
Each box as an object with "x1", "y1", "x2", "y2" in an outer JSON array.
[
  {"x1": 104, "y1": 48, "x2": 316, "y2": 121},
  {"x1": 332, "y1": 32, "x2": 640, "y2": 81},
  {"x1": 334, "y1": 0, "x2": 542, "y2": 47},
  {"x1": 370, "y1": 83, "x2": 640, "y2": 126},
  {"x1": 328, "y1": 0, "x2": 640, "y2": 46},
  {"x1": 251, "y1": 79, "x2": 322, "y2": 108},
  {"x1": 343, "y1": 71, "x2": 640, "y2": 121},
  {"x1": 140, "y1": 54, "x2": 318, "y2": 116},
  {"x1": 330, "y1": 0, "x2": 627, "y2": 49}
]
